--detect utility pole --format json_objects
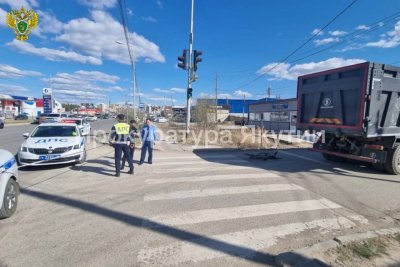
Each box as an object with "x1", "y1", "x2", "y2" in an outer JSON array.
[
  {"x1": 215, "y1": 72, "x2": 218, "y2": 123},
  {"x1": 132, "y1": 62, "x2": 136, "y2": 119},
  {"x1": 186, "y1": 0, "x2": 195, "y2": 138},
  {"x1": 242, "y1": 93, "x2": 246, "y2": 121}
]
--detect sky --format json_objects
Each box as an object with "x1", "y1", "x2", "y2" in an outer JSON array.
[{"x1": 0, "y1": 0, "x2": 400, "y2": 107}]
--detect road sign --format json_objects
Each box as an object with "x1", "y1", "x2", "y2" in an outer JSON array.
[
  {"x1": 43, "y1": 94, "x2": 52, "y2": 114},
  {"x1": 43, "y1": 88, "x2": 52, "y2": 95}
]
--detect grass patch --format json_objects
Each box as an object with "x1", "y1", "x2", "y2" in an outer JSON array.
[{"x1": 336, "y1": 237, "x2": 388, "y2": 261}]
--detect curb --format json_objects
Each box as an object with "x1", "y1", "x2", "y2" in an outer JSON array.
[
  {"x1": 275, "y1": 227, "x2": 400, "y2": 267},
  {"x1": 3, "y1": 122, "x2": 32, "y2": 127}
]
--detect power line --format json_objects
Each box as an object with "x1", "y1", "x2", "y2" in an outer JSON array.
[
  {"x1": 289, "y1": 11, "x2": 400, "y2": 64},
  {"x1": 233, "y1": 0, "x2": 360, "y2": 90}
]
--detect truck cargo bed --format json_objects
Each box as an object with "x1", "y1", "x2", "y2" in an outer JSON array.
[{"x1": 297, "y1": 62, "x2": 400, "y2": 138}]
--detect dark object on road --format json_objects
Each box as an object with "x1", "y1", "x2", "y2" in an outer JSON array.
[
  {"x1": 0, "y1": 119, "x2": 4, "y2": 129},
  {"x1": 297, "y1": 62, "x2": 400, "y2": 174},
  {"x1": 246, "y1": 150, "x2": 280, "y2": 161},
  {"x1": 15, "y1": 114, "x2": 28, "y2": 120}
]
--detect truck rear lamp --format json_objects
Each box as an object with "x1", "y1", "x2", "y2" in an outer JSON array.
[
  {"x1": 364, "y1": 144, "x2": 384, "y2": 150},
  {"x1": 310, "y1": 118, "x2": 342, "y2": 124}
]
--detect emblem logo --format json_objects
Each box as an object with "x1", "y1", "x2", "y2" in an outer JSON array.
[
  {"x1": 322, "y1": 98, "x2": 332, "y2": 107},
  {"x1": 48, "y1": 146, "x2": 53, "y2": 154},
  {"x1": 369, "y1": 152, "x2": 377, "y2": 159},
  {"x1": 6, "y1": 7, "x2": 39, "y2": 41},
  {"x1": 321, "y1": 97, "x2": 333, "y2": 109}
]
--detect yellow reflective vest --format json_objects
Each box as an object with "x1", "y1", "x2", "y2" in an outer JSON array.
[{"x1": 110, "y1": 122, "x2": 131, "y2": 144}]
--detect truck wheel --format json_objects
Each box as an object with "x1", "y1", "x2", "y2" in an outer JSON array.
[
  {"x1": 0, "y1": 178, "x2": 19, "y2": 219},
  {"x1": 384, "y1": 145, "x2": 400, "y2": 175}
]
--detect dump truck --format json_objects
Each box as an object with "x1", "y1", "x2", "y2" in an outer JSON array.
[{"x1": 297, "y1": 62, "x2": 400, "y2": 174}]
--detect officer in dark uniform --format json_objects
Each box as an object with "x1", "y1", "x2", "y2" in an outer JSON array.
[{"x1": 109, "y1": 114, "x2": 134, "y2": 177}]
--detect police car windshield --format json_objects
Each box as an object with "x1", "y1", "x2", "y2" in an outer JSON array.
[{"x1": 31, "y1": 126, "x2": 78, "y2": 137}]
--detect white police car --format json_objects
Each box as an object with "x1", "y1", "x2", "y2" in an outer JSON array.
[
  {"x1": 61, "y1": 118, "x2": 91, "y2": 136},
  {"x1": 17, "y1": 123, "x2": 87, "y2": 166},
  {"x1": 0, "y1": 149, "x2": 19, "y2": 219}
]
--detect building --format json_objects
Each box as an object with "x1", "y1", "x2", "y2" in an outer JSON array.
[
  {"x1": 248, "y1": 98, "x2": 297, "y2": 133},
  {"x1": 0, "y1": 94, "x2": 40, "y2": 118}
]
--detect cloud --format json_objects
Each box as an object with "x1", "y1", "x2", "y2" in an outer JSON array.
[
  {"x1": 311, "y1": 28, "x2": 324, "y2": 36},
  {"x1": 7, "y1": 40, "x2": 103, "y2": 65},
  {"x1": 44, "y1": 70, "x2": 124, "y2": 100},
  {"x1": 77, "y1": 0, "x2": 117, "y2": 9},
  {"x1": 156, "y1": 0, "x2": 163, "y2": 9},
  {"x1": 366, "y1": 21, "x2": 400, "y2": 48},
  {"x1": 328, "y1": 30, "x2": 347, "y2": 36},
  {"x1": 142, "y1": 16, "x2": 158, "y2": 23},
  {"x1": 153, "y1": 88, "x2": 170, "y2": 94},
  {"x1": 54, "y1": 89, "x2": 107, "y2": 104},
  {"x1": 153, "y1": 87, "x2": 185, "y2": 94},
  {"x1": 198, "y1": 92, "x2": 233, "y2": 99},
  {"x1": 355, "y1": 25, "x2": 371, "y2": 30},
  {"x1": 234, "y1": 90, "x2": 252, "y2": 98},
  {"x1": 0, "y1": 63, "x2": 42, "y2": 78},
  {"x1": 146, "y1": 97, "x2": 176, "y2": 102},
  {"x1": 55, "y1": 10, "x2": 165, "y2": 65},
  {"x1": 127, "y1": 8, "x2": 133, "y2": 16},
  {"x1": 73, "y1": 70, "x2": 119, "y2": 84},
  {"x1": 0, "y1": 0, "x2": 38, "y2": 9},
  {"x1": 257, "y1": 57, "x2": 366, "y2": 81},
  {"x1": 0, "y1": 8, "x2": 6, "y2": 26},
  {"x1": 0, "y1": 83, "x2": 29, "y2": 93},
  {"x1": 313, "y1": 37, "x2": 340, "y2": 46},
  {"x1": 34, "y1": 11, "x2": 64, "y2": 35}
]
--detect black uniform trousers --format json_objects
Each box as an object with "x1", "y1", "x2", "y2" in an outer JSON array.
[
  {"x1": 114, "y1": 143, "x2": 133, "y2": 174},
  {"x1": 121, "y1": 144, "x2": 135, "y2": 168}
]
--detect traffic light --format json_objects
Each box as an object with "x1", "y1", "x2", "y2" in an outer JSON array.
[
  {"x1": 193, "y1": 50, "x2": 202, "y2": 72},
  {"x1": 187, "y1": 88, "x2": 193, "y2": 99},
  {"x1": 177, "y1": 49, "x2": 188, "y2": 70}
]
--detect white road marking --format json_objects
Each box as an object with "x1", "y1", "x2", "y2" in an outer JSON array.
[
  {"x1": 144, "y1": 184, "x2": 305, "y2": 201},
  {"x1": 156, "y1": 154, "x2": 237, "y2": 161},
  {"x1": 151, "y1": 165, "x2": 258, "y2": 173},
  {"x1": 142, "y1": 199, "x2": 342, "y2": 227},
  {"x1": 137, "y1": 217, "x2": 355, "y2": 266},
  {"x1": 145, "y1": 172, "x2": 281, "y2": 185},
  {"x1": 152, "y1": 159, "x2": 249, "y2": 166}
]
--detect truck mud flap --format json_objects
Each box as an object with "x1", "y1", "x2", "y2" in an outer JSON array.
[{"x1": 309, "y1": 148, "x2": 379, "y2": 163}]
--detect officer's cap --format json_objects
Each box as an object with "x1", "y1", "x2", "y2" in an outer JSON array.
[{"x1": 117, "y1": 114, "x2": 125, "y2": 120}]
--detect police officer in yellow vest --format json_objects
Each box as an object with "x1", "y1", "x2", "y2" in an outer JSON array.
[{"x1": 109, "y1": 114, "x2": 134, "y2": 177}]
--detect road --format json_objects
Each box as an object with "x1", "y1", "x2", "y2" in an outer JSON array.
[
  {"x1": 1, "y1": 136, "x2": 399, "y2": 266},
  {"x1": 0, "y1": 119, "x2": 115, "y2": 154}
]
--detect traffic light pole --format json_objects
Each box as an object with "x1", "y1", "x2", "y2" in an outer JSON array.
[{"x1": 186, "y1": 0, "x2": 195, "y2": 138}]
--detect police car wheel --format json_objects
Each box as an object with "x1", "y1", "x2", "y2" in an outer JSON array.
[
  {"x1": 0, "y1": 178, "x2": 19, "y2": 219},
  {"x1": 14, "y1": 154, "x2": 21, "y2": 167},
  {"x1": 78, "y1": 150, "x2": 87, "y2": 164},
  {"x1": 0, "y1": 123, "x2": 4, "y2": 129}
]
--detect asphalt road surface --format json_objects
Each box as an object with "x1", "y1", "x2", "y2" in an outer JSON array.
[
  {"x1": 1, "y1": 139, "x2": 399, "y2": 266},
  {"x1": 0, "y1": 118, "x2": 115, "y2": 154}
]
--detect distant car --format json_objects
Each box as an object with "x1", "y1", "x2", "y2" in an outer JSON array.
[
  {"x1": 86, "y1": 116, "x2": 97, "y2": 122},
  {"x1": 15, "y1": 114, "x2": 28, "y2": 120},
  {"x1": 61, "y1": 118, "x2": 91, "y2": 136},
  {"x1": 17, "y1": 123, "x2": 86, "y2": 166},
  {"x1": 39, "y1": 113, "x2": 68, "y2": 123},
  {"x1": 0, "y1": 149, "x2": 19, "y2": 219},
  {"x1": 156, "y1": 117, "x2": 168, "y2": 123}
]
